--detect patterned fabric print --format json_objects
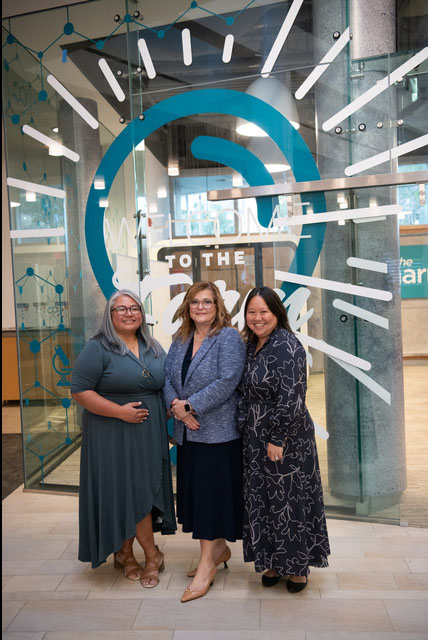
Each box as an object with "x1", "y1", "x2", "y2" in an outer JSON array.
[{"x1": 238, "y1": 327, "x2": 330, "y2": 576}]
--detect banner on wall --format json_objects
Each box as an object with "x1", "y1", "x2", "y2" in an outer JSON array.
[{"x1": 400, "y1": 244, "x2": 428, "y2": 298}]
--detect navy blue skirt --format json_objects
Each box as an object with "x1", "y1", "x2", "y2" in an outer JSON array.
[{"x1": 176, "y1": 431, "x2": 243, "y2": 541}]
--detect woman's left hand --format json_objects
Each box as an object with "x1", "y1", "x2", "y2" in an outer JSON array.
[
  {"x1": 171, "y1": 398, "x2": 190, "y2": 421},
  {"x1": 171, "y1": 398, "x2": 200, "y2": 430},
  {"x1": 267, "y1": 443, "x2": 284, "y2": 462}
]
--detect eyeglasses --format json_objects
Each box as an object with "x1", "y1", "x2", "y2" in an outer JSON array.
[
  {"x1": 189, "y1": 299, "x2": 214, "y2": 309},
  {"x1": 111, "y1": 305, "x2": 142, "y2": 315}
]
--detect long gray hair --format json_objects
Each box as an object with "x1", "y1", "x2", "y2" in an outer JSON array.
[{"x1": 93, "y1": 289, "x2": 162, "y2": 357}]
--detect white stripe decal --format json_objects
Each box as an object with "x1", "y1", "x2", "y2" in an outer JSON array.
[
  {"x1": 138, "y1": 38, "x2": 156, "y2": 79},
  {"x1": 323, "y1": 47, "x2": 428, "y2": 131},
  {"x1": 10, "y1": 228, "x2": 65, "y2": 238},
  {"x1": 297, "y1": 332, "x2": 371, "y2": 371},
  {"x1": 222, "y1": 34, "x2": 234, "y2": 63},
  {"x1": 332, "y1": 299, "x2": 389, "y2": 330},
  {"x1": 275, "y1": 269, "x2": 393, "y2": 302},
  {"x1": 314, "y1": 422, "x2": 329, "y2": 440},
  {"x1": 22, "y1": 125, "x2": 80, "y2": 162},
  {"x1": 346, "y1": 257, "x2": 388, "y2": 273},
  {"x1": 7, "y1": 177, "x2": 66, "y2": 199},
  {"x1": 353, "y1": 216, "x2": 386, "y2": 224},
  {"x1": 181, "y1": 28, "x2": 192, "y2": 66},
  {"x1": 261, "y1": 0, "x2": 304, "y2": 76},
  {"x1": 47, "y1": 75, "x2": 99, "y2": 129},
  {"x1": 331, "y1": 357, "x2": 391, "y2": 405},
  {"x1": 276, "y1": 204, "x2": 400, "y2": 227},
  {"x1": 345, "y1": 134, "x2": 428, "y2": 176},
  {"x1": 98, "y1": 58, "x2": 126, "y2": 102},
  {"x1": 295, "y1": 28, "x2": 350, "y2": 100}
]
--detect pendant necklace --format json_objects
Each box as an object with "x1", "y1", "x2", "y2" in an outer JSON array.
[{"x1": 140, "y1": 352, "x2": 151, "y2": 378}]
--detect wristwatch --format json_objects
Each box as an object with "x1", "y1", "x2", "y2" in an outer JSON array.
[{"x1": 184, "y1": 402, "x2": 192, "y2": 412}]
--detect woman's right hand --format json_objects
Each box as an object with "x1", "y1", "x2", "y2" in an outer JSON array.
[{"x1": 119, "y1": 402, "x2": 149, "y2": 423}]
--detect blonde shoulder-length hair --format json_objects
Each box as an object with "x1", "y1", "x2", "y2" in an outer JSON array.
[{"x1": 175, "y1": 281, "x2": 231, "y2": 342}]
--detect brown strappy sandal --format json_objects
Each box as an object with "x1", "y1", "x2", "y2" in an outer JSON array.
[
  {"x1": 113, "y1": 550, "x2": 143, "y2": 581},
  {"x1": 140, "y1": 545, "x2": 165, "y2": 588}
]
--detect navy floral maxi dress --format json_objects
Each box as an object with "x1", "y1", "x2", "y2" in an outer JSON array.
[{"x1": 239, "y1": 326, "x2": 330, "y2": 577}]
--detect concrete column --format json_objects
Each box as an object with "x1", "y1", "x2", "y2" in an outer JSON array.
[{"x1": 313, "y1": 0, "x2": 406, "y2": 513}]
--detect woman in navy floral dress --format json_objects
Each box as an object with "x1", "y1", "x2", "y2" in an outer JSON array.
[{"x1": 238, "y1": 287, "x2": 330, "y2": 592}]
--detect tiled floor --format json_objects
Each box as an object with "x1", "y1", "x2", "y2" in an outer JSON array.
[{"x1": 2, "y1": 486, "x2": 428, "y2": 639}]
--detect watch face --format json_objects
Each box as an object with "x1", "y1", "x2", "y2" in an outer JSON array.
[{"x1": 184, "y1": 403, "x2": 191, "y2": 412}]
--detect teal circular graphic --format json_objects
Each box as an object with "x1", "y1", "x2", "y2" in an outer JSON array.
[{"x1": 85, "y1": 88, "x2": 326, "y2": 299}]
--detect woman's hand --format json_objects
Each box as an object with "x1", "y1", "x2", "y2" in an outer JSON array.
[
  {"x1": 171, "y1": 398, "x2": 200, "y2": 430},
  {"x1": 267, "y1": 442, "x2": 284, "y2": 462},
  {"x1": 119, "y1": 402, "x2": 149, "y2": 423},
  {"x1": 183, "y1": 413, "x2": 200, "y2": 431},
  {"x1": 170, "y1": 398, "x2": 188, "y2": 421}
]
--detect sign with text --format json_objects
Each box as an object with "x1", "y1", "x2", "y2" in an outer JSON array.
[{"x1": 400, "y1": 244, "x2": 428, "y2": 298}]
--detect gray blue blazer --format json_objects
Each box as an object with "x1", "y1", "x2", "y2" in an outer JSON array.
[{"x1": 163, "y1": 326, "x2": 246, "y2": 445}]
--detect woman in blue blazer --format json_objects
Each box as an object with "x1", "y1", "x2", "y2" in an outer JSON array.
[{"x1": 164, "y1": 281, "x2": 246, "y2": 603}]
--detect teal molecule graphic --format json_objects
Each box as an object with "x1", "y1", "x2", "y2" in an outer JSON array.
[
  {"x1": 15, "y1": 266, "x2": 78, "y2": 488},
  {"x1": 3, "y1": 1, "x2": 258, "y2": 126}
]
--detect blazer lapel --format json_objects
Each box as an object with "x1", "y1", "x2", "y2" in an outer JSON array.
[{"x1": 184, "y1": 334, "x2": 218, "y2": 387}]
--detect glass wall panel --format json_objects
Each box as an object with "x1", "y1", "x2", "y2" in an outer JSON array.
[{"x1": 2, "y1": 0, "x2": 427, "y2": 526}]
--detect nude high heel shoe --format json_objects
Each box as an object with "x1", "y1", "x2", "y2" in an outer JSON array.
[
  {"x1": 187, "y1": 545, "x2": 231, "y2": 578},
  {"x1": 181, "y1": 566, "x2": 217, "y2": 603}
]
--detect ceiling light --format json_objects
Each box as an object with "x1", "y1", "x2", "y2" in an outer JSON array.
[
  {"x1": 26, "y1": 192, "x2": 36, "y2": 202},
  {"x1": 99, "y1": 198, "x2": 108, "y2": 208},
  {"x1": 168, "y1": 162, "x2": 179, "y2": 176},
  {"x1": 157, "y1": 187, "x2": 167, "y2": 198},
  {"x1": 48, "y1": 144, "x2": 63, "y2": 156},
  {"x1": 94, "y1": 178, "x2": 105, "y2": 190},
  {"x1": 247, "y1": 137, "x2": 290, "y2": 174},
  {"x1": 52, "y1": 127, "x2": 59, "y2": 133},
  {"x1": 264, "y1": 163, "x2": 290, "y2": 173},
  {"x1": 236, "y1": 77, "x2": 299, "y2": 135},
  {"x1": 10, "y1": 201, "x2": 20, "y2": 207}
]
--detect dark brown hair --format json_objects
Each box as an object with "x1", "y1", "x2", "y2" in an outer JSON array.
[
  {"x1": 242, "y1": 286, "x2": 293, "y2": 344},
  {"x1": 175, "y1": 281, "x2": 232, "y2": 341}
]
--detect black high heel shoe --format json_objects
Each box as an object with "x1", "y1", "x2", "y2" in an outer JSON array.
[
  {"x1": 261, "y1": 572, "x2": 281, "y2": 587},
  {"x1": 286, "y1": 575, "x2": 308, "y2": 593}
]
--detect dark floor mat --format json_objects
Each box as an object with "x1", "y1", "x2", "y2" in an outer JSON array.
[{"x1": 2, "y1": 433, "x2": 24, "y2": 499}]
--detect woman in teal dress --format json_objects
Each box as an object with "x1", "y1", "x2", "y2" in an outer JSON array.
[{"x1": 71, "y1": 289, "x2": 176, "y2": 588}]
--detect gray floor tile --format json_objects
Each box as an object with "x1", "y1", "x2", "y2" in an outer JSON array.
[
  {"x1": 43, "y1": 632, "x2": 173, "y2": 639},
  {"x1": 133, "y1": 599, "x2": 260, "y2": 630},
  {"x1": 384, "y1": 599, "x2": 428, "y2": 633},
  {"x1": 3, "y1": 575, "x2": 64, "y2": 592},
  {"x1": 8, "y1": 599, "x2": 141, "y2": 632},
  {"x1": 2, "y1": 601, "x2": 26, "y2": 631},
  {"x1": 306, "y1": 632, "x2": 428, "y2": 640},
  {"x1": 172, "y1": 632, "x2": 305, "y2": 640},
  {"x1": 2, "y1": 539, "x2": 71, "y2": 561},
  {"x1": 2, "y1": 632, "x2": 45, "y2": 640},
  {"x1": 261, "y1": 598, "x2": 393, "y2": 632}
]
